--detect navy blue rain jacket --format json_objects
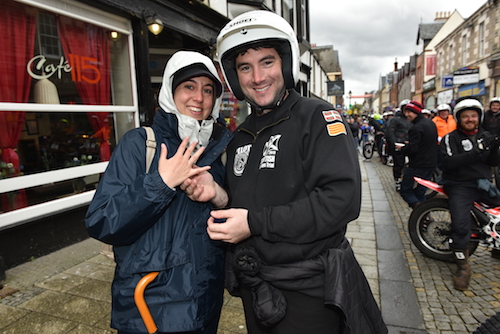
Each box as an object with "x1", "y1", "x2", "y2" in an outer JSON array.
[{"x1": 85, "y1": 110, "x2": 232, "y2": 333}]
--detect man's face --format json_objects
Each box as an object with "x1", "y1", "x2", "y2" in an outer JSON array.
[
  {"x1": 438, "y1": 109, "x2": 449, "y2": 120},
  {"x1": 235, "y1": 47, "x2": 285, "y2": 109},
  {"x1": 404, "y1": 109, "x2": 417, "y2": 122},
  {"x1": 459, "y1": 109, "x2": 480, "y2": 132},
  {"x1": 491, "y1": 102, "x2": 500, "y2": 113}
]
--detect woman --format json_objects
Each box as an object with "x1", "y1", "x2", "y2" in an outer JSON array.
[{"x1": 85, "y1": 50, "x2": 232, "y2": 334}]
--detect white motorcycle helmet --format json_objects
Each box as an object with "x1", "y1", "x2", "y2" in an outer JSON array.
[
  {"x1": 453, "y1": 98, "x2": 484, "y2": 125},
  {"x1": 216, "y1": 10, "x2": 300, "y2": 101},
  {"x1": 399, "y1": 99, "x2": 411, "y2": 109},
  {"x1": 436, "y1": 104, "x2": 451, "y2": 112},
  {"x1": 490, "y1": 97, "x2": 500, "y2": 108}
]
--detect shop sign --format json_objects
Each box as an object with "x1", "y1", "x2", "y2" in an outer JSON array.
[
  {"x1": 27, "y1": 54, "x2": 101, "y2": 84},
  {"x1": 327, "y1": 80, "x2": 344, "y2": 96},
  {"x1": 423, "y1": 78, "x2": 435, "y2": 92},
  {"x1": 437, "y1": 89, "x2": 453, "y2": 104},
  {"x1": 453, "y1": 67, "x2": 479, "y2": 85},
  {"x1": 441, "y1": 74, "x2": 453, "y2": 88},
  {"x1": 458, "y1": 80, "x2": 485, "y2": 98},
  {"x1": 411, "y1": 94, "x2": 422, "y2": 104}
]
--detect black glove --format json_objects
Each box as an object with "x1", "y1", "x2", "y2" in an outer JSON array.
[{"x1": 479, "y1": 133, "x2": 498, "y2": 150}]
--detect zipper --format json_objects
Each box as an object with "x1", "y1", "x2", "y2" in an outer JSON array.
[{"x1": 238, "y1": 116, "x2": 290, "y2": 143}]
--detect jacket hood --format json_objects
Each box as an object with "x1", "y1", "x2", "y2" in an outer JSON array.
[{"x1": 159, "y1": 51, "x2": 222, "y2": 120}]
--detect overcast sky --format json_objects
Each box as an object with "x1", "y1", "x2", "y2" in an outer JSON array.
[{"x1": 309, "y1": 0, "x2": 486, "y2": 103}]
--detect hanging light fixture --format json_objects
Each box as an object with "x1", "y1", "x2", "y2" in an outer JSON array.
[
  {"x1": 145, "y1": 12, "x2": 164, "y2": 35},
  {"x1": 34, "y1": 76, "x2": 60, "y2": 104}
]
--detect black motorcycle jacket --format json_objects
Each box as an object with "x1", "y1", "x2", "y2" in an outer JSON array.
[{"x1": 441, "y1": 127, "x2": 500, "y2": 182}]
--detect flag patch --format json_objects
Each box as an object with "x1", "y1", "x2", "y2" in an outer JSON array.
[
  {"x1": 322, "y1": 110, "x2": 342, "y2": 122},
  {"x1": 327, "y1": 122, "x2": 347, "y2": 136}
]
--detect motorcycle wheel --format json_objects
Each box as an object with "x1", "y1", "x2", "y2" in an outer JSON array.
[
  {"x1": 408, "y1": 198, "x2": 479, "y2": 262},
  {"x1": 474, "y1": 311, "x2": 500, "y2": 334},
  {"x1": 363, "y1": 142, "x2": 374, "y2": 159}
]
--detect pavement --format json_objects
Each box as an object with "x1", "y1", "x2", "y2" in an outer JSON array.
[{"x1": 1, "y1": 155, "x2": 500, "y2": 334}]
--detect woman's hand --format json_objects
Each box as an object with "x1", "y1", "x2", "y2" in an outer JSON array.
[{"x1": 158, "y1": 137, "x2": 210, "y2": 189}]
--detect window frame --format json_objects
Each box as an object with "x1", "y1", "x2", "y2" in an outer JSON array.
[
  {"x1": 478, "y1": 22, "x2": 485, "y2": 58},
  {"x1": 0, "y1": 0, "x2": 139, "y2": 230}
]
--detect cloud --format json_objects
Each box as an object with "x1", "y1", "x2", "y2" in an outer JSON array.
[{"x1": 310, "y1": 0, "x2": 485, "y2": 101}]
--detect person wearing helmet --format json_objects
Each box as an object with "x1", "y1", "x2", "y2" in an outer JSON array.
[
  {"x1": 433, "y1": 103, "x2": 456, "y2": 171},
  {"x1": 385, "y1": 100, "x2": 413, "y2": 191},
  {"x1": 368, "y1": 113, "x2": 384, "y2": 155},
  {"x1": 86, "y1": 51, "x2": 232, "y2": 334},
  {"x1": 421, "y1": 109, "x2": 432, "y2": 118},
  {"x1": 210, "y1": 10, "x2": 386, "y2": 334},
  {"x1": 433, "y1": 104, "x2": 456, "y2": 143},
  {"x1": 398, "y1": 101, "x2": 438, "y2": 208},
  {"x1": 440, "y1": 97, "x2": 500, "y2": 290},
  {"x1": 482, "y1": 97, "x2": 500, "y2": 136}
]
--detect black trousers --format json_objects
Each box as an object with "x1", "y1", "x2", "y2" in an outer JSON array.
[
  {"x1": 444, "y1": 182, "x2": 500, "y2": 250},
  {"x1": 239, "y1": 284, "x2": 342, "y2": 334},
  {"x1": 392, "y1": 150, "x2": 406, "y2": 180}
]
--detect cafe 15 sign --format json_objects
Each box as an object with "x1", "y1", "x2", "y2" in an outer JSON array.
[{"x1": 27, "y1": 54, "x2": 101, "y2": 83}]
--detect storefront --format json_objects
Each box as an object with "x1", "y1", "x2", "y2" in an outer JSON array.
[
  {"x1": 1, "y1": 0, "x2": 137, "y2": 222},
  {"x1": 0, "y1": 0, "x2": 232, "y2": 269}
]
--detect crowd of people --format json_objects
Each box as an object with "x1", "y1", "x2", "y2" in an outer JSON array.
[{"x1": 347, "y1": 96, "x2": 500, "y2": 292}]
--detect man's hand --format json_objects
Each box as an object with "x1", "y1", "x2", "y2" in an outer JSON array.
[
  {"x1": 158, "y1": 138, "x2": 210, "y2": 189},
  {"x1": 180, "y1": 171, "x2": 228, "y2": 208},
  {"x1": 207, "y1": 208, "x2": 251, "y2": 244}
]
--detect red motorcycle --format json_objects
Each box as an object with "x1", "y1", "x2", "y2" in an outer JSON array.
[{"x1": 408, "y1": 177, "x2": 500, "y2": 262}]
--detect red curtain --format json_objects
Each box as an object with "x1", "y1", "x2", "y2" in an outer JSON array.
[
  {"x1": 0, "y1": 0, "x2": 37, "y2": 212},
  {"x1": 57, "y1": 17, "x2": 112, "y2": 161}
]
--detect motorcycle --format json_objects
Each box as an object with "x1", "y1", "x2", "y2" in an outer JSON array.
[{"x1": 408, "y1": 177, "x2": 500, "y2": 262}]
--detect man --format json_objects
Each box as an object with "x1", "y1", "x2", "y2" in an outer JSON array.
[
  {"x1": 422, "y1": 109, "x2": 433, "y2": 119},
  {"x1": 433, "y1": 104, "x2": 456, "y2": 143},
  {"x1": 209, "y1": 10, "x2": 386, "y2": 334},
  {"x1": 383, "y1": 111, "x2": 394, "y2": 126},
  {"x1": 385, "y1": 100, "x2": 413, "y2": 191},
  {"x1": 482, "y1": 97, "x2": 500, "y2": 136},
  {"x1": 347, "y1": 115, "x2": 360, "y2": 151},
  {"x1": 399, "y1": 101, "x2": 438, "y2": 208},
  {"x1": 369, "y1": 113, "x2": 384, "y2": 156},
  {"x1": 440, "y1": 97, "x2": 500, "y2": 290}
]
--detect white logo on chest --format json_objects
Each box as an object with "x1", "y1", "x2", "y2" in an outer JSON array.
[
  {"x1": 233, "y1": 144, "x2": 252, "y2": 176},
  {"x1": 260, "y1": 135, "x2": 281, "y2": 169},
  {"x1": 461, "y1": 139, "x2": 473, "y2": 152}
]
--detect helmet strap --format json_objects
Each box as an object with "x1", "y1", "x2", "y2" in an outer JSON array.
[{"x1": 249, "y1": 88, "x2": 288, "y2": 116}]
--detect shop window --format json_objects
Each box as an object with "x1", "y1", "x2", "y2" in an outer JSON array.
[
  {"x1": 0, "y1": 0, "x2": 136, "y2": 215},
  {"x1": 38, "y1": 12, "x2": 62, "y2": 58}
]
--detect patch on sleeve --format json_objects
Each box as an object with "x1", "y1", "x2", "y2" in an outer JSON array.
[
  {"x1": 322, "y1": 110, "x2": 342, "y2": 122},
  {"x1": 326, "y1": 122, "x2": 347, "y2": 136}
]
